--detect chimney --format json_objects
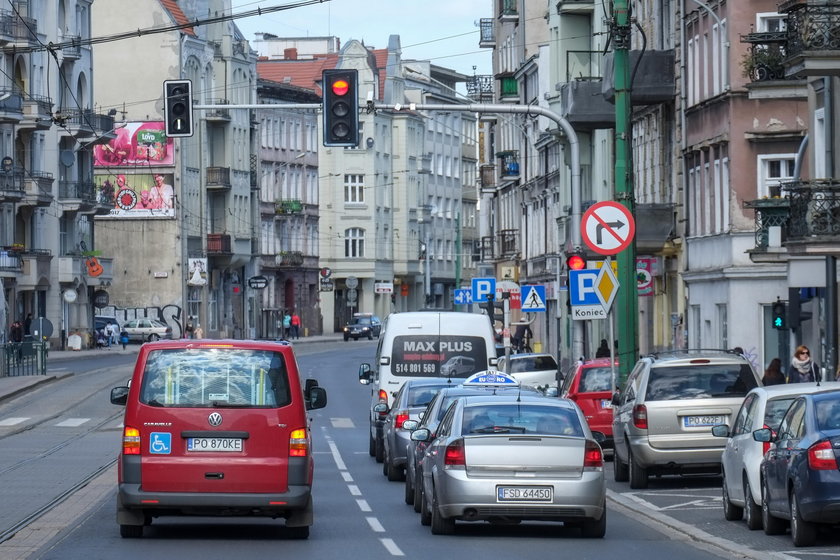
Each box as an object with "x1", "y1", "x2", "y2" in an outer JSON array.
[{"x1": 284, "y1": 48, "x2": 298, "y2": 60}]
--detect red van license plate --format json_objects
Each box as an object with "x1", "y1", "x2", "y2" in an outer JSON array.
[{"x1": 187, "y1": 437, "x2": 243, "y2": 452}]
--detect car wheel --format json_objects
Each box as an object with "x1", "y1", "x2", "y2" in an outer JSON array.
[
  {"x1": 613, "y1": 448, "x2": 629, "y2": 482},
  {"x1": 430, "y1": 491, "x2": 455, "y2": 535},
  {"x1": 369, "y1": 433, "x2": 376, "y2": 457},
  {"x1": 579, "y1": 504, "x2": 606, "y2": 538},
  {"x1": 285, "y1": 525, "x2": 310, "y2": 540},
  {"x1": 722, "y1": 471, "x2": 743, "y2": 521},
  {"x1": 374, "y1": 437, "x2": 384, "y2": 463},
  {"x1": 382, "y1": 449, "x2": 390, "y2": 475},
  {"x1": 628, "y1": 449, "x2": 648, "y2": 489},
  {"x1": 387, "y1": 458, "x2": 404, "y2": 482},
  {"x1": 119, "y1": 524, "x2": 143, "y2": 538},
  {"x1": 762, "y1": 480, "x2": 786, "y2": 535},
  {"x1": 420, "y1": 485, "x2": 432, "y2": 526},
  {"x1": 790, "y1": 490, "x2": 817, "y2": 547},
  {"x1": 344, "y1": 334, "x2": 349, "y2": 341},
  {"x1": 148, "y1": 334, "x2": 160, "y2": 342},
  {"x1": 744, "y1": 478, "x2": 762, "y2": 530},
  {"x1": 413, "y1": 473, "x2": 424, "y2": 513},
  {"x1": 367, "y1": 332, "x2": 373, "y2": 340},
  {"x1": 404, "y1": 473, "x2": 414, "y2": 505}
]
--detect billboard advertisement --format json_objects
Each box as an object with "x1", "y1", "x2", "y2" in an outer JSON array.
[
  {"x1": 390, "y1": 335, "x2": 488, "y2": 378},
  {"x1": 93, "y1": 122, "x2": 173, "y2": 166},
  {"x1": 95, "y1": 172, "x2": 175, "y2": 218}
]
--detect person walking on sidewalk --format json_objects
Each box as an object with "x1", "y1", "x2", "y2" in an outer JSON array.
[
  {"x1": 787, "y1": 345, "x2": 821, "y2": 383},
  {"x1": 290, "y1": 312, "x2": 301, "y2": 339}
]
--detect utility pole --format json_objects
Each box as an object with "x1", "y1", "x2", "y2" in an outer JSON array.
[{"x1": 612, "y1": 0, "x2": 639, "y2": 386}]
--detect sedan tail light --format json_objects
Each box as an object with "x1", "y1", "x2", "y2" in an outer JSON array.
[
  {"x1": 289, "y1": 427, "x2": 309, "y2": 457},
  {"x1": 632, "y1": 404, "x2": 648, "y2": 429},
  {"x1": 395, "y1": 411, "x2": 409, "y2": 429},
  {"x1": 583, "y1": 439, "x2": 604, "y2": 469},
  {"x1": 444, "y1": 439, "x2": 466, "y2": 467},
  {"x1": 807, "y1": 440, "x2": 838, "y2": 470},
  {"x1": 123, "y1": 426, "x2": 141, "y2": 455}
]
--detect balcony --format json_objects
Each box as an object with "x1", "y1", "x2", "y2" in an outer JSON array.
[
  {"x1": 479, "y1": 236, "x2": 495, "y2": 261},
  {"x1": 466, "y1": 74, "x2": 494, "y2": 103},
  {"x1": 496, "y1": 152, "x2": 520, "y2": 180},
  {"x1": 498, "y1": 0, "x2": 517, "y2": 21},
  {"x1": 0, "y1": 246, "x2": 22, "y2": 274},
  {"x1": 275, "y1": 251, "x2": 304, "y2": 267},
  {"x1": 0, "y1": 88, "x2": 23, "y2": 123},
  {"x1": 20, "y1": 169, "x2": 54, "y2": 207},
  {"x1": 206, "y1": 166, "x2": 231, "y2": 191},
  {"x1": 559, "y1": 79, "x2": 615, "y2": 131},
  {"x1": 479, "y1": 164, "x2": 496, "y2": 193},
  {"x1": 58, "y1": 180, "x2": 97, "y2": 213},
  {"x1": 780, "y1": 1, "x2": 840, "y2": 77},
  {"x1": 602, "y1": 50, "x2": 676, "y2": 105},
  {"x1": 57, "y1": 255, "x2": 83, "y2": 283},
  {"x1": 498, "y1": 229, "x2": 518, "y2": 258},
  {"x1": 275, "y1": 199, "x2": 303, "y2": 214},
  {"x1": 54, "y1": 109, "x2": 115, "y2": 139},
  {"x1": 0, "y1": 168, "x2": 24, "y2": 202},
  {"x1": 205, "y1": 99, "x2": 231, "y2": 122},
  {"x1": 556, "y1": 0, "x2": 595, "y2": 14},
  {"x1": 635, "y1": 203, "x2": 677, "y2": 254},
  {"x1": 781, "y1": 180, "x2": 840, "y2": 255},
  {"x1": 16, "y1": 249, "x2": 52, "y2": 289},
  {"x1": 60, "y1": 34, "x2": 82, "y2": 60},
  {"x1": 479, "y1": 18, "x2": 495, "y2": 48},
  {"x1": 498, "y1": 75, "x2": 518, "y2": 101},
  {"x1": 0, "y1": 10, "x2": 37, "y2": 46},
  {"x1": 20, "y1": 94, "x2": 52, "y2": 130},
  {"x1": 745, "y1": 196, "x2": 790, "y2": 256},
  {"x1": 206, "y1": 233, "x2": 232, "y2": 255}
]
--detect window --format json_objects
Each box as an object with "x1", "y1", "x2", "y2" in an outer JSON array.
[
  {"x1": 758, "y1": 155, "x2": 795, "y2": 198},
  {"x1": 344, "y1": 227, "x2": 365, "y2": 258},
  {"x1": 344, "y1": 174, "x2": 365, "y2": 204}
]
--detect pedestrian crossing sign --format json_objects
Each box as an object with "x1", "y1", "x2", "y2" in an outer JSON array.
[{"x1": 520, "y1": 285, "x2": 546, "y2": 312}]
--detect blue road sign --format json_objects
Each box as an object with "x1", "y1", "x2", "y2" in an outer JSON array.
[
  {"x1": 454, "y1": 288, "x2": 473, "y2": 305},
  {"x1": 520, "y1": 285, "x2": 546, "y2": 312},
  {"x1": 471, "y1": 277, "x2": 496, "y2": 303},
  {"x1": 568, "y1": 270, "x2": 602, "y2": 306}
]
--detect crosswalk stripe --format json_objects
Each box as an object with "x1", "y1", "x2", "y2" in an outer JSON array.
[
  {"x1": 54, "y1": 418, "x2": 90, "y2": 427},
  {"x1": 0, "y1": 417, "x2": 28, "y2": 426}
]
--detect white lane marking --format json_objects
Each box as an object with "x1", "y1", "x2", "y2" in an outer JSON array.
[
  {"x1": 380, "y1": 538, "x2": 404, "y2": 556},
  {"x1": 54, "y1": 418, "x2": 90, "y2": 427},
  {"x1": 330, "y1": 417, "x2": 355, "y2": 428},
  {"x1": 327, "y1": 437, "x2": 347, "y2": 471},
  {"x1": 366, "y1": 517, "x2": 385, "y2": 532},
  {"x1": 0, "y1": 417, "x2": 28, "y2": 426},
  {"x1": 341, "y1": 471, "x2": 353, "y2": 482},
  {"x1": 348, "y1": 485, "x2": 362, "y2": 496},
  {"x1": 356, "y1": 499, "x2": 371, "y2": 512}
]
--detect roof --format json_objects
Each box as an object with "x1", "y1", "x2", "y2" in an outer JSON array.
[
  {"x1": 159, "y1": 0, "x2": 196, "y2": 36},
  {"x1": 257, "y1": 55, "x2": 339, "y2": 96}
]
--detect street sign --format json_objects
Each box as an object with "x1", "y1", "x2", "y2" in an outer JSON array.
[
  {"x1": 346, "y1": 276, "x2": 359, "y2": 289},
  {"x1": 319, "y1": 279, "x2": 334, "y2": 292},
  {"x1": 496, "y1": 280, "x2": 521, "y2": 310},
  {"x1": 594, "y1": 261, "x2": 619, "y2": 313},
  {"x1": 568, "y1": 267, "x2": 620, "y2": 320},
  {"x1": 471, "y1": 277, "x2": 496, "y2": 303},
  {"x1": 520, "y1": 285, "x2": 546, "y2": 312},
  {"x1": 374, "y1": 282, "x2": 393, "y2": 294},
  {"x1": 247, "y1": 275, "x2": 268, "y2": 289},
  {"x1": 454, "y1": 288, "x2": 473, "y2": 305},
  {"x1": 581, "y1": 201, "x2": 636, "y2": 255},
  {"x1": 347, "y1": 288, "x2": 358, "y2": 302}
]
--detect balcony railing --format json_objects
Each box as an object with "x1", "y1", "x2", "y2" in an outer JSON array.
[
  {"x1": 499, "y1": 75, "x2": 518, "y2": 99},
  {"x1": 206, "y1": 233, "x2": 232, "y2": 254},
  {"x1": 466, "y1": 74, "x2": 494, "y2": 102},
  {"x1": 276, "y1": 251, "x2": 304, "y2": 266},
  {"x1": 498, "y1": 229, "x2": 518, "y2": 257},
  {"x1": 205, "y1": 99, "x2": 231, "y2": 121},
  {"x1": 496, "y1": 151, "x2": 520, "y2": 178},
  {"x1": 744, "y1": 197, "x2": 790, "y2": 249},
  {"x1": 479, "y1": 18, "x2": 495, "y2": 48},
  {"x1": 206, "y1": 166, "x2": 231, "y2": 190},
  {"x1": 740, "y1": 32, "x2": 791, "y2": 82},
  {"x1": 782, "y1": 2, "x2": 840, "y2": 60},
  {"x1": 58, "y1": 180, "x2": 97, "y2": 203},
  {"x1": 480, "y1": 236, "x2": 495, "y2": 261},
  {"x1": 275, "y1": 199, "x2": 303, "y2": 214},
  {"x1": 60, "y1": 34, "x2": 82, "y2": 60},
  {"x1": 785, "y1": 180, "x2": 840, "y2": 239},
  {"x1": 0, "y1": 10, "x2": 37, "y2": 44}
]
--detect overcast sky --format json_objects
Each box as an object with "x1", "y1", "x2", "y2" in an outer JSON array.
[{"x1": 231, "y1": 0, "x2": 492, "y2": 77}]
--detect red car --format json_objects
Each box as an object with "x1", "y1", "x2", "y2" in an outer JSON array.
[{"x1": 560, "y1": 358, "x2": 617, "y2": 448}]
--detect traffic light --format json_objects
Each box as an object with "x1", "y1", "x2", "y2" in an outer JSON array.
[
  {"x1": 322, "y1": 69, "x2": 359, "y2": 147},
  {"x1": 566, "y1": 251, "x2": 586, "y2": 271},
  {"x1": 164, "y1": 80, "x2": 193, "y2": 137},
  {"x1": 771, "y1": 301, "x2": 787, "y2": 330}
]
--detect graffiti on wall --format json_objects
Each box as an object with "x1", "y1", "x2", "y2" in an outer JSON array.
[{"x1": 98, "y1": 304, "x2": 186, "y2": 339}]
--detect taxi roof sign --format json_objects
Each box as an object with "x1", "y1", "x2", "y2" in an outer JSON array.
[{"x1": 462, "y1": 370, "x2": 519, "y2": 387}]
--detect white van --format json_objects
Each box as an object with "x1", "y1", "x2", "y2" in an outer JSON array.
[{"x1": 358, "y1": 311, "x2": 497, "y2": 462}]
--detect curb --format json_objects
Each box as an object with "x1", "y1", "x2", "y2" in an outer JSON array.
[{"x1": 0, "y1": 372, "x2": 74, "y2": 405}]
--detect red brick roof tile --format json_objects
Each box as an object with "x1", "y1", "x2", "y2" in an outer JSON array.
[{"x1": 159, "y1": 0, "x2": 196, "y2": 36}]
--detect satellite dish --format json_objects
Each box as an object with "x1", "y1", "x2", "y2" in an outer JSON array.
[
  {"x1": 59, "y1": 150, "x2": 75, "y2": 167},
  {"x1": 366, "y1": 137, "x2": 374, "y2": 148}
]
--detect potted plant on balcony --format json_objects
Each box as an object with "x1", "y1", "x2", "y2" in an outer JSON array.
[{"x1": 741, "y1": 46, "x2": 785, "y2": 82}]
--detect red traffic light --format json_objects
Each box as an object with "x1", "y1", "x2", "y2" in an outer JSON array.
[
  {"x1": 331, "y1": 79, "x2": 350, "y2": 96},
  {"x1": 566, "y1": 253, "x2": 586, "y2": 271}
]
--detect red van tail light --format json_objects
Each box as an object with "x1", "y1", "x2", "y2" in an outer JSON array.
[
  {"x1": 807, "y1": 440, "x2": 838, "y2": 470},
  {"x1": 583, "y1": 440, "x2": 604, "y2": 469},
  {"x1": 289, "y1": 428, "x2": 309, "y2": 457},
  {"x1": 632, "y1": 404, "x2": 648, "y2": 429},
  {"x1": 444, "y1": 439, "x2": 466, "y2": 467},
  {"x1": 123, "y1": 426, "x2": 141, "y2": 455},
  {"x1": 395, "y1": 411, "x2": 409, "y2": 429}
]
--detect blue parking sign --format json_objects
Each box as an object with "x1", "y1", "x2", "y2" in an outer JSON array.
[
  {"x1": 568, "y1": 270, "x2": 602, "y2": 306},
  {"x1": 471, "y1": 277, "x2": 496, "y2": 303}
]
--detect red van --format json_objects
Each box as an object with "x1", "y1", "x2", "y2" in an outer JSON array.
[
  {"x1": 560, "y1": 358, "x2": 617, "y2": 448},
  {"x1": 110, "y1": 339, "x2": 327, "y2": 538}
]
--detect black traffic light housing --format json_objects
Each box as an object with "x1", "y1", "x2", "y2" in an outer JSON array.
[
  {"x1": 322, "y1": 69, "x2": 359, "y2": 147},
  {"x1": 164, "y1": 80, "x2": 193, "y2": 137},
  {"x1": 771, "y1": 300, "x2": 787, "y2": 330}
]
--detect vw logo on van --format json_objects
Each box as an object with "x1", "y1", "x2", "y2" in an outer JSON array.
[{"x1": 208, "y1": 412, "x2": 223, "y2": 427}]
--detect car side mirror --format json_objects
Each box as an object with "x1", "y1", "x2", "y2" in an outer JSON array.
[
  {"x1": 410, "y1": 428, "x2": 431, "y2": 442},
  {"x1": 711, "y1": 424, "x2": 730, "y2": 438},
  {"x1": 373, "y1": 402, "x2": 389, "y2": 414},
  {"x1": 611, "y1": 390, "x2": 621, "y2": 406},
  {"x1": 305, "y1": 378, "x2": 318, "y2": 393},
  {"x1": 306, "y1": 386, "x2": 327, "y2": 410},
  {"x1": 402, "y1": 419, "x2": 419, "y2": 431},
  {"x1": 110, "y1": 386, "x2": 129, "y2": 406},
  {"x1": 752, "y1": 427, "x2": 773, "y2": 443},
  {"x1": 359, "y1": 363, "x2": 372, "y2": 385}
]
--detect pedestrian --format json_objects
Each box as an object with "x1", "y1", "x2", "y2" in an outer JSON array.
[
  {"x1": 283, "y1": 312, "x2": 292, "y2": 339},
  {"x1": 290, "y1": 312, "x2": 301, "y2": 339},
  {"x1": 512, "y1": 323, "x2": 532, "y2": 353},
  {"x1": 9, "y1": 320, "x2": 22, "y2": 343},
  {"x1": 762, "y1": 357, "x2": 786, "y2": 385},
  {"x1": 595, "y1": 339, "x2": 611, "y2": 358},
  {"x1": 119, "y1": 329, "x2": 129, "y2": 349},
  {"x1": 787, "y1": 345, "x2": 821, "y2": 383},
  {"x1": 23, "y1": 313, "x2": 32, "y2": 337},
  {"x1": 193, "y1": 324, "x2": 203, "y2": 340},
  {"x1": 106, "y1": 322, "x2": 119, "y2": 347},
  {"x1": 184, "y1": 319, "x2": 194, "y2": 339}
]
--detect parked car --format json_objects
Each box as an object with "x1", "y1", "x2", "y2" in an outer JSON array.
[
  {"x1": 561, "y1": 358, "x2": 618, "y2": 448},
  {"x1": 756, "y1": 389, "x2": 840, "y2": 546},
  {"x1": 109, "y1": 339, "x2": 327, "y2": 538},
  {"x1": 343, "y1": 313, "x2": 382, "y2": 340},
  {"x1": 712, "y1": 382, "x2": 838, "y2": 530},
  {"x1": 612, "y1": 350, "x2": 761, "y2": 488},
  {"x1": 413, "y1": 392, "x2": 606, "y2": 536},
  {"x1": 121, "y1": 318, "x2": 172, "y2": 342},
  {"x1": 440, "y1": 355, "x2": 475, "y2": 376},
  {"x1": 496, "y1": 352, "x2": 560, "y2": 390},
  {"x1": 376, "y1": 378, "x2": 454, "y2": 481},
  {"x1": 402, "y1": 371, "x2": 541, "y2": 512}
]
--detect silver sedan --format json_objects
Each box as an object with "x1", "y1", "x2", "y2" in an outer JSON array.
[{"x1": 413, "y1": 394, "x2": 606, "y2": 536}]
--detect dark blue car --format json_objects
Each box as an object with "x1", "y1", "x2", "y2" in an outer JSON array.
[{"x1": 755, "y1": 389, "x2": 840, "y2": 547}]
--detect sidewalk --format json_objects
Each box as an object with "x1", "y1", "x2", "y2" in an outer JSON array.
[{"x1": 0, "y1": 333, "x2": 344, "y2": 404}]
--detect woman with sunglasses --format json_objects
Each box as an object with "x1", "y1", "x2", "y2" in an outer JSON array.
[{"x1": 787, "y1": 345, "x2": 821, "y2": 383}]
